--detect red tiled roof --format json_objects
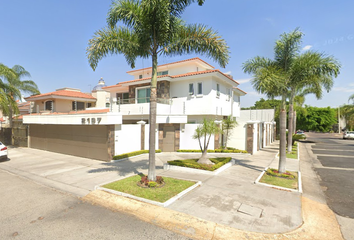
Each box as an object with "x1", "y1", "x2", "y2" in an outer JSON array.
[
  {"x1": 25, "y1": 90, "x2": 96, "y2": 100},
  {"x1": 126, "y1": 58, "x2": 215, "y2": 74},
  {"x1": 0, "y1": 117, "x2": 4, "y2": 122},
  {"x1": 119, "y1": 69, "x2": 240, "y2": 85},
  {"x1": 25, "y1": 109, "x2": 109, "y2": 116},
  {"x1": 102, "y1": 85, "x2": 129, "y2": 92},
  {"x1": 234, "y1": 87, "x2": 247, "y2": 94}
]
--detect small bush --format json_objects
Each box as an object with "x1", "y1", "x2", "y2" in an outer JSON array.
[
  {"x1": 148, "y1": 181, "x2": 157, "y2": 188},
  {"x1": 292, "y1": 134, "x2": 306, "y2": 145},
  {"x1": 177, "y1": 149, "x2": 248, "y2": 154},
  {"x1": 140, "y1": 175, "x2": 164, "y2": 187},
  {"x1": 168, "y1": 157, "x2": 231, "y2": 171},
  {"x1": 113, "y1": 149, "x2": 162, "y2": 160},
  {"x1": 266, "y1": 168, "x2": 295, "y2": 179}
]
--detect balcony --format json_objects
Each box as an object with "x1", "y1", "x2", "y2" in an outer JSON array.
[{"x1": 112, "y1": 96, "x2": 239, "y2": 118}]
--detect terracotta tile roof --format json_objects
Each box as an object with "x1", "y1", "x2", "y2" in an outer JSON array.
[
  {"x1": 26, "y1": 108, "x2": 109, "y2": 116},
  {"x1": 25, "y1": 90, "x2": 96, "y2": 100},
  {"x1": 126, "y1": 57, "x2": 215, "y2": 74},
  {"x1": 0, "y1": 117, "x2": 5, "y2": 122},
  {"x1": 234, "y1": 87, "x2": 247, "y2": 94},
  {"x1": 102, "y1": 84, "x2": 129, "y2": 92},
  {"x1": 119, "y1": 69, "x2": 240, "y2": 85}
]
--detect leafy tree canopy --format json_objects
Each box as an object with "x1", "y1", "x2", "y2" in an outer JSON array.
[{"x1": 297, "y1": 106, "x2": 337, "y2": 132}]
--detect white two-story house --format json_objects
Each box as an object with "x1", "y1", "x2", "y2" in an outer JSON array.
[{"x1": 23, "y1": 58, "x2": 246, "y2": 161}]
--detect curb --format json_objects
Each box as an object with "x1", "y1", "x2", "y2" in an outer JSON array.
[{"x1": 82, "y1": 191, "x2": 343, "y2": 240}]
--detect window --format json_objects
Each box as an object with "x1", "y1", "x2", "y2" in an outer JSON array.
[
  {"x1": 45, "y1": 101, "x2": 53, "y2": 111},
  {"x1": 72, "y1": 101, "x2": 85, "y2": 111},
  {"x1": 228, "y1": 88, "x2": 232, "y2": 100},
  {"x1": 197, "y1": 82, "x2": 203, "y2": 95},
  {"x1": 139, "y1": 75, "x2": 143, "y2": 79},
  {"x1": 87, "y1": 103, "x2": 92, "y2": 108},
  {"x1": 216, "y1": 83, "x2": 220, "y2": 97},
  {"x1": 157, "y1": 70, "x2": 168, "y2": 76},
  {"x1": 106, "y1": 102, "x2": 110, "y2": 108},
  {"x1": 122, "y1": 92, "x2": 129, "y2": 104},
  {"x1": 189, "y1": 83, "x2": 194, "y2": 95},
  {"x1": 137, "y1": 88, "x2": 151, "y2": 103}
]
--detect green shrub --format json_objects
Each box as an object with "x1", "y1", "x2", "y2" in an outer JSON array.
[
  {"x1": 113, "y1": 149, "x2": 162, "y2": 160},
  {"x1": 177, "y1": 149, "x2": 248, "y2": 154},
  {"x1": 167, "y1": 157, "x2": 231, "y2": 171},
  {"x1": 292, "y1": 134, "x2": 306, "y2": 145},
  {"x1": 266, "y1": 168, "x2": 295, "y2": 179},
  {"x1": 148, "y1": 181, "x2": 157, "y2": 188}
]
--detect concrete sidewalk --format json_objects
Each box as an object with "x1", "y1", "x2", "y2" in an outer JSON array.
[{"x1": 1, "y1": 142, "x2": 343, "y2": 239}]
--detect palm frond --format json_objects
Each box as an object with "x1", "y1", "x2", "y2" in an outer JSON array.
[
  {"x1": 165, "y1": 23, "x2": 230, "y2": 67},
  {"x1": 87, "y1": 26, "x2": 148, "y2": 70}
]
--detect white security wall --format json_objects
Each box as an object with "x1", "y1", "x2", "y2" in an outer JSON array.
[
  {"x1": 115, "y1": 124, "x2": 141, "y2": 155},
  {"x1": 180, "y1": 123, "x2": 215, "y2": 150},
  {"x1": 226, "y1": 123, "x2": 247, "y2": 151}
]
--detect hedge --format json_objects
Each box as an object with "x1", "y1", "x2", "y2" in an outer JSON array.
[
  {"x1": 167, "y1": 157, "x2": 232, "y2": 171},
  {"x1": 177, "y1": 149, "x2": 248, "y2": 153},
  {"x1": 113, "y1": 149, "x2": 162, "y2": 160}
]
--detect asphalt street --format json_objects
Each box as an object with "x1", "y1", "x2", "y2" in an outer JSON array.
[
  {"x1": 0, "y1": 169, "x2": 190, "y2": 240},
  {"x1": 306, "y1": 132, "x2": 354, "y2": 218}
]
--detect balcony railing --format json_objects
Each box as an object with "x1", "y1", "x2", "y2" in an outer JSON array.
[{"x1": 116, "y1": 97, "x2": 171, "y2": 105}]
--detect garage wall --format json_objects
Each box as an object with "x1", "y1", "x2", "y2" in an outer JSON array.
[{"x1": 29, "y1": 124, "x2": 113, "y2": 161}]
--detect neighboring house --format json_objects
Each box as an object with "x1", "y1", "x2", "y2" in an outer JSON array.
[{"x1": 22, "y1": 58, "x2": 274, "y2": 161}]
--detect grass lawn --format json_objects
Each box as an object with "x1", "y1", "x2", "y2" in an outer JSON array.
[
  {"x1": 260, "y1": 169, "x2": 298, "y2": 190},
  {"x1": 102, "y1": 175, "x2": 195, "y2": 203},
  {"x1": 167, "y1": 157, "x2": 231, "y2": 171},
  {"x1": 286, "y1": 144, "x2": 298, "y2": 159}
]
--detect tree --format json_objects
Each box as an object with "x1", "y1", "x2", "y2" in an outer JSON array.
[
  {"x1": 222, "y1": 115, "x2": 237, "y2": 149},
  {"x1": 1, "y1": 65, "x2": 40, "y2": 127},
  {"x1": 243, "y1": 29, "x2": 303, "y2": 173},
  {"x1": 0, "y1": 64, "x2": 20, "y2": 122},
  {"x1": 87, "y1": 0, "x2": 230, "y2": 180},
  {"x1": 297, "y1": 106, "x2": 337, "y2": 132},
  {"x1": 286, "y1": 51, "x2": 340, "y2": 152},
  {"x1": 193, "y1": 118, "x2": 220, "y2": 164}
]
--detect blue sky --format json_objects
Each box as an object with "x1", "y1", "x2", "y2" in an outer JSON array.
[{"x1": 1, "y1": 0, "x2": 353, "y2": 108}]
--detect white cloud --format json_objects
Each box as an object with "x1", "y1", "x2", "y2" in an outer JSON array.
[
  {"x1": 234, "y1": 78, "x2": 253, "y2": 84},
  {"x1": 302, "y1": 45, "x2": 313, "y2": 51},
  {"x1": 349, "y1": 83, "x2": 354, "y2": 87},
  {"x1": 223, "y1": 71, "x2": 232, "y2": 75},
  {"x1": 333, "y1": 87, "x2": 354, "y2": 93}
]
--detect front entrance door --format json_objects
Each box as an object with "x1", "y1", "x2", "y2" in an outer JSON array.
[{"x1": 163, "y1": 126, "x2": 175, "y2": 152}]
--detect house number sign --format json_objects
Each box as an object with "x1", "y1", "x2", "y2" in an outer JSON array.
[{"x1": 81, "y1": 117, "x2": 102, "y2": 124}]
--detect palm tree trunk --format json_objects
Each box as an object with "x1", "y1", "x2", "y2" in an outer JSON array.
[
  {"x1": 287, "y1": 92, "x2": 295, "y2": 152},
  {"x1": 278, "y1": 94, "x2": 287, "y2": 173},
  {"x1": 148, "y1": 52, "x2": 157, "y2": 181},
  {"x1": 293, "y1": 111, "x2": 297, "y2": 134}
]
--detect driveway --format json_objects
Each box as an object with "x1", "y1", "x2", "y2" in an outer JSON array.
[{"x1": 0, "y1": 147, "x2": 163, "y2": 196}]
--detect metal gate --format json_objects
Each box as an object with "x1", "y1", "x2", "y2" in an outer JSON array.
[{"x1": 29, "y1": 124, "x2": 112, "y2": 161}]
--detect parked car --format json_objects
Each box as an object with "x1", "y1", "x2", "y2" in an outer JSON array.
[
  {"x1": 0, "y1": 141, "x2": 8, "y2": 160},
  {"x1": 343, "y1": 131, "x2": 354, "y2": 139},
  {"x1": 296, "y1": 130, "x2": 305, "y2": 135}
]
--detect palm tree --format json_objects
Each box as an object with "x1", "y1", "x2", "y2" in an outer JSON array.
[
  {"x1": 286, "y1": 51, "x2": 340, "y2": 152},
  {"x1": 243, "y1": 29, "x2": 303, "y2": 173},
  {"x1": 193, "y1": 118, "x2": 220, "y2": 164},
  {"x1": 0, "y1": 64, "x2": 19, "y2": 123},
  {"x1": 87, "y1": 0, "x2": 230, "y2": 181},
  {"x1": 2, "y1": 65, "x2": 40, "y2": 127},
  {"x1": 222, "y1": 115, "x2": 237, "y2": 149}
]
